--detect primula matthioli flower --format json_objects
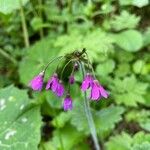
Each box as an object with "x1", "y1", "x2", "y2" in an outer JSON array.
[
  {"x1": 29, "y1": 71, "x2": 44, "y2": 91},
  {"x1": 81, "y1": 73, "x2": 93, "y2": 91},
  {"x1": 55, "y1": 81, "x2": 64, "y2": 97},
  {"x1": 46, "y1": 73, "x2": 59, "y2": 91},
  {"x1": 90, "y1": 80, "x2": 108, "y2": 100},
  {"x1": 46, "y1": 73, "x2": 64, "y2": 97},
  {"x1": 69, "y1": 75, "x2": 75, "y2": 84},
  {"x1": 30, "y1": 49, "x2": 109, "y2": 111},
  {"x1": 63, "y1": 94, "x2": 73, "y2": 111}
]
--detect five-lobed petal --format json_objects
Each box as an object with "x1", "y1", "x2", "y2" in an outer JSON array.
[{"x1": 90, "y1": 80, "x2": 108, "y2": 100}]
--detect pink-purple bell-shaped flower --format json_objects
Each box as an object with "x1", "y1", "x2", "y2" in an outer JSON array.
[
  {"x1": 46, "y1": 73, "x2": 64, "y2": 97},
  {"x1": 90, "y1": 80, "x2": 108, "y2": 100},
  {"x1": 46, "y1": 73, "x2": 58, "y2": 91},
  {"x1": 81, "y1": 73, "x2": 93, "y2": 91},
  {"x1": 29, "y1": 71, "x2": 44, "y2": 91},
  {"x1": 63, "y1": 94, "x2": 73, "y2": 111},
  {"x1": 55, "y1": 81, "x2": 64, "y2": 97}
]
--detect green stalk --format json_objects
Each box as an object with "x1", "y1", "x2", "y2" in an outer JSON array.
[
  {"x1": 80, "y1": 62, "x2": 100, "y2": 150},
  {"x1": 38, "y1": 0, "x2": 44, "y2": 39},
  {"x1": 0, "y1": 48, "x2": 17, "y2": 66},
  {"x1": 44, "y1": 56, "x2": 63, "y2": 71},
  {"x1": 60, "y1": 59, "x2": 74, "y2": 80},
  {"x1": 20, "y1": 0, "x2": 30, "y2": 47}
]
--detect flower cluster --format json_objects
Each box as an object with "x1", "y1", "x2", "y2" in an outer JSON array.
[{"x1": 29, "y1": 49, "x2": 109, "y2": 111}]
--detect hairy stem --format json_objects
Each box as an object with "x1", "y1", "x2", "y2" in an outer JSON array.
[
  {"x1": 20, "y1": 0, "x2": 30, "y2": 47},
  {"x1": 80, "y1": 62, "x2": 100, "y2": 150}
]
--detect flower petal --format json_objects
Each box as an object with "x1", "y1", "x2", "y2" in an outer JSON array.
[
  {"x1": 63, "y1": 96, "x2": 73, "y2": 111},
  {"x1": 81, "y1": 80, "x2": 90, "y2": 91},
  {"x1": 29, "y1": 75, "x2": 43, "y2": 91},
  {"x1": 99, "y1": 85, "x2": 109, "y2": 98},
  {"x1": 51, "y1": 77, "x2": 59, "y2": 92},
  {"x1": 56, "y1": 83, "x2": 64, "y2": 97},
  {"x1": 90, "y1": 84, "x2": 100, "y2": 100},
  {"x1": 46, "y1": 79, "x2": 52, "y2": 90}
]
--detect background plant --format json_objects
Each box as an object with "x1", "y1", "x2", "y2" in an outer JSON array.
[{"x1": 0, "y1": 0, "x2": 150, "y2": 150}]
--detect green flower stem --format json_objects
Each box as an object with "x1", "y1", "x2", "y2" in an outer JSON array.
[
  {"x1": 44, "y1": 56, "x2": 63, "y2": 71},
  {"x1": 20, "y1": 0, "x2": 30, "y2": 47},
  {"x1": 60, "y1": 59, "x2": 74, "y2": 80},
  {"x1": 80, "y1": 62, "x2": 100, "y2": 150},
  {"x1": 85, "y1": 52, "x2": 96, "y2": 79}
]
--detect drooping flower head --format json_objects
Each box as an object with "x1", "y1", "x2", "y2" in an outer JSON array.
[
  {"x1": 29, "y1": 49, "x2": 109, "y2": 111},
  {"x1": 29, "y1": 71, "x2": 44, "y2": 91},
  {"x1": 81, "y1": 73, "x2": 93, "y2": 91},
  {"x1": 69, "y1": 75, "x2": 75, "y2": 84},
  {"x1": 63, "y1": 94, "x2": 73, "y2": 111},
  {"x1": 90, "y1": 80, "x2": 108, "y2": 100}
]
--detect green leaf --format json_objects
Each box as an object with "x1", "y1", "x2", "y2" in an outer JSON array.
[
  {"x1": 96, "y1": 59, "x2": 115, "y2": 76},
  {"x1": 119, "y1": 0, "x2": 133, "y2": 6},
  {"x1": 133, "y1": 132, "x2": 150, "y2": 150},
  {"x1": 115, "y1": 63, "x2": 131, "y2": 77},
  {"x1": 143, "y1": 27, "x2": 150, "y2": 46},
  {"x1": 0, "y1": 85, "x2": 42, "y2": 150},
  {"x1": 50, "y1": 125, "x2": 85, "y2": 150},
  {"x1": 114, "y1": 30, "x2": 143, "y2": 52},
  {"x1": 0, "y1": 0, "x2": 29, "y2": 14},
  {"x1": 30, "y1": 17, "x2": 43, "y2": 31},
  {"x1": 133, "y1": 60, "x2": 145, "y2": 74},
  {"x1": 70, "y1": 103, "x2": 89, "y2": 134},
  {"x1": 105, "y1": 132, "x2": 132, "y2": 150},
  {"x1": 94, "y1": 105, "x2": 125, "y2": 134},
  {"x1": 70, "y1": 103, "x2": 124, "y2": 136},
  {"x1": 119, "y1": 0, "x2": 149, "y2": 7},
  {"x1": 105, "y1": 132, "x2": 150, "y2": 150},
  {"x1": 110, "y1": 11, "x2": 140, "y2": 31},
  {"x1": 19, "y1": 37, "x2": 60, "y2": 85},
  {"x1": 54, "y1": 29, "x2": 114, "y2": 62},
  {"x1": 132, "y1": 0, "x2": 149, "y2": 8},
  {"x1": 126, "y1": 110, "x2": 150, "y2": 132},
  {"x1": 30, "y1": 17, "x2": 50, "y2": 31},
  {"x1": 51, "y1": 112, "x2": 71, "y2": 128},
  {"x1": 111, "y1": 75, "x2": 148, "y2": 106}
]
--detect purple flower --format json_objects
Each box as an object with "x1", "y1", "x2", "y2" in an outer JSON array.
[
  {"x1": 46, "y1": 73, "x2": 59, "y2": 92},
  {"x1": 55, "y1": 81, "x2": 64, "y2": 97},
  {"x1": 63, "y1": 95, "x2": 73, "y2": 111},
  {"x1": 69, "y1": 75, "x2": 75, "y2": 84},
  {"x1": 46, "y1": 73, "x2": 64, "y2": 97},
  {"x1": 29, "y1": 71, "x2": 44, "y2": 91},
  {"x1": 81, "y1": 73, "x2": 93, "y2": 91},
  {"x1": 90, "y1": 80, "x2": 108, "y2": 100}
]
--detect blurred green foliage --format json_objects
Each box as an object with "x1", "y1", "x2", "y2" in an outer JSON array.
[{"x1": 0, "y1": 0, "x2": 150, "y2": 150}]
